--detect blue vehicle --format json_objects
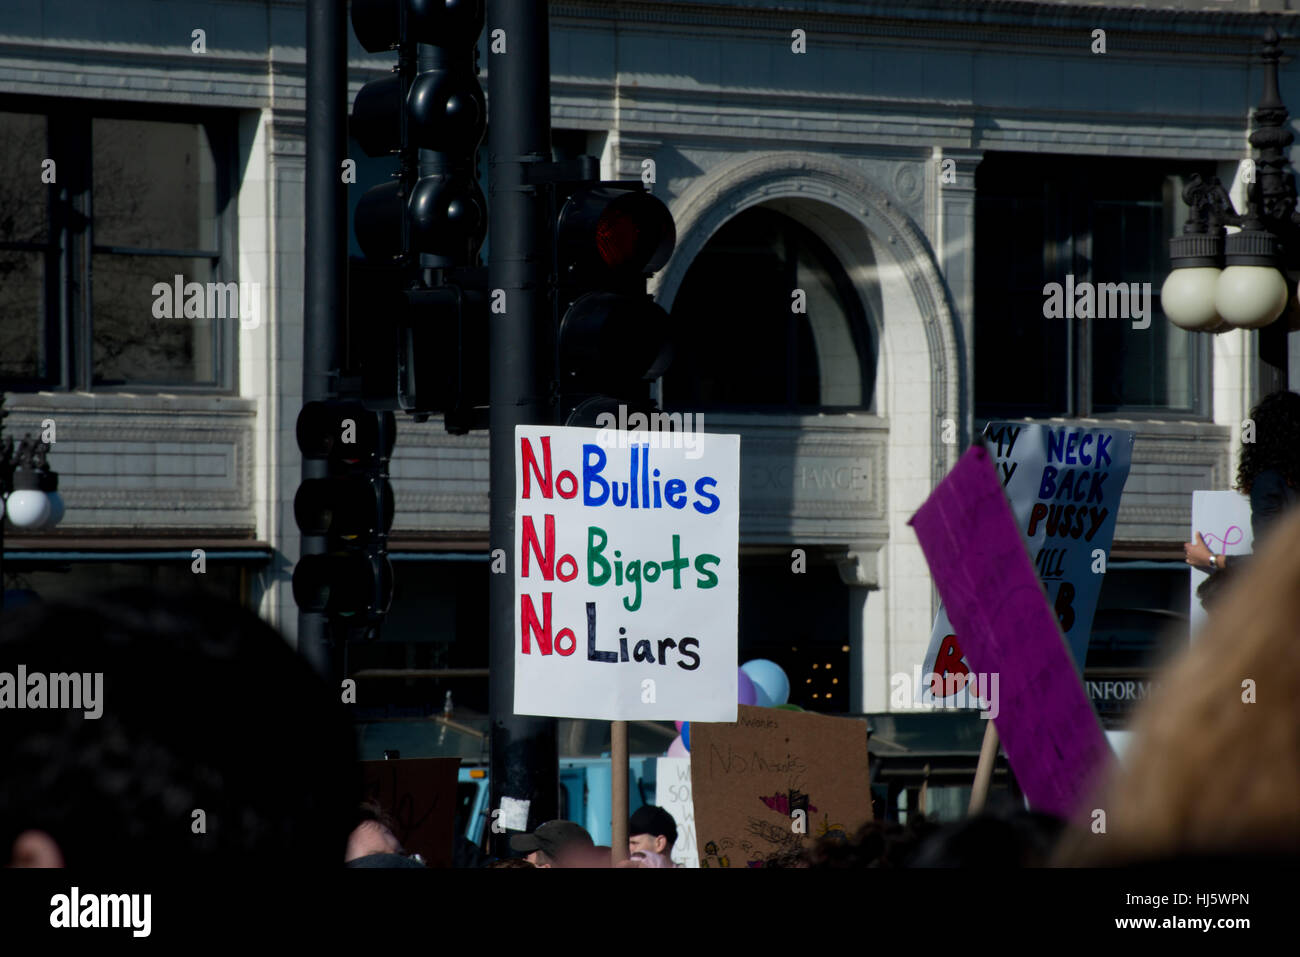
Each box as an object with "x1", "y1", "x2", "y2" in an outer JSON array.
[
  {"x1": 457, "y1": 756, "x2": 660, "y2": 849},
  {"x1": 357, "y1": 711, "x2": 678, "y2": 851}
]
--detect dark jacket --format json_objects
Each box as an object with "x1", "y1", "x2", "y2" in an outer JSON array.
[{"x1": 1248, "y1": 468, "x2": 1298, "y2": 545}]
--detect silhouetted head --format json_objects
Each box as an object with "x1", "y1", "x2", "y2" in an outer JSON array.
[
  {"x1": 1237, "y1": 389, "x2": 1300, "y2": 492},
  {"x1": 910, "y1": 811, "x2": 1065, "y2": 868},
  {"x1": 805, "y1": 815, "x2": 940, "y2": 868},
  {"x1": 0, "y1": 587, "x2": 360, "y2": 866}
]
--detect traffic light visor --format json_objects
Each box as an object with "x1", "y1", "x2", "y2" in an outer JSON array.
[
  {"x1": 351, "y1": 0, "x2": 485, "y2": 52},
  {"x1": 292, "y1": 553, "x2": 394, "y2": 617},
  {"x1": 558, "y1": 292, "x2": 673, "y2": 390},
  {"x1": 559, "y1": 188, "x2": 676, "y2": 278},
  {"x1": 296, "y1": 402, "x2": 397, "y2": 464}
]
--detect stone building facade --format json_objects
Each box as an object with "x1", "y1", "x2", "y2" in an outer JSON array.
[{"x1": 3, "y1": 0, "x2": 1297, "y2": 717}]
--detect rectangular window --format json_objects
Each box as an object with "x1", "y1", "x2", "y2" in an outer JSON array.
[
  {"x1": 0, "y1": 99, "x2": 236, "y2": 392},
  {"x1": 0, "y1": 111, "x2": 55, "y2": 386},
  {"x1": 975, "y1": 154, "x2": 1213, "y2": 419}
]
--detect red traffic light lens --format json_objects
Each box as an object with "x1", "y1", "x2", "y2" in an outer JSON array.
[{"x1": 595, "y1": 206, "x2": 643, "y2": 269}]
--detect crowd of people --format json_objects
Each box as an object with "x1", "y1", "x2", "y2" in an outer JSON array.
[{"x1": 3, "y1": 388, "x2": 1299, "y2": 868}]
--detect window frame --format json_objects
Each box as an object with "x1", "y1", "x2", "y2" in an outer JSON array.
[
  {"x1": 0, "y1": 95, "x2": 239, "y2": 394},
  {"x1": 974, "y1": 152, "x2": 1213, "y2": 422},
  {"x1": 662, "y1": 205, "x2": 877, "y2": 415}
]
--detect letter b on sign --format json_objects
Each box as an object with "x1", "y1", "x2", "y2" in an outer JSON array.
[{"x1": 932, "y1": 635, "x2": 969, "y2": 695}]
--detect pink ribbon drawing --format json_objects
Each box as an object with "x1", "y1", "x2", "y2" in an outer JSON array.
[{"x1": 1199, "y1": 525, "x2": 1244, "y2": 553}]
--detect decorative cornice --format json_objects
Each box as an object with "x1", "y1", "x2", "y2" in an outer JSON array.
[
  {"x1": 551, "y1": 1, "x2": 1300, "y2": 53},
  {"x1": 1, "y1": 398, "x2": 256, "y2": 524},
  {"x1": 832, "y1": 543, "x2": 885, "y2": 589},
  {"x1": 2, "y1": 392, "x2": 255, "y2": 415}
]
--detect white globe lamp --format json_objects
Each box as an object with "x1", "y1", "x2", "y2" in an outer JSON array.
[
  {"x1": 4, "y1": 487, "x2": 51, "y2": 530},
  {"x1": 1216, "y1": 230, "x2": 1288, "y2": 328},
  {"x1": 1161, "y1": 267, "x2": 1223, "y2": 330}
]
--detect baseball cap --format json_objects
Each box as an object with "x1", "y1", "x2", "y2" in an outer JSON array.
[
  {"x1": 345, "y1": 852, "x2": 427, "y2": 868},
  {"x1": 629, "y1": 805, "x2": 678, "y2": 845},
  {"x1": 509, "y1": 820, "x2": 594, "y2": 859}
]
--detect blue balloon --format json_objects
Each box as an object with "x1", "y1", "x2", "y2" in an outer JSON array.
[
  {"x1": 737, "y1": 668, "x2": 758, "y2": 706},
  {"x1": 681, "y1": 721, "x2": 691, "y2": 751},
  {"x1": 741, "y1": 659, "x2": 790, "y2": 707}
]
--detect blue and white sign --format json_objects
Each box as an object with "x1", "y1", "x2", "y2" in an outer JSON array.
[{"x1": 917, "y1": 423, "x2": 1135, "y2": 708}]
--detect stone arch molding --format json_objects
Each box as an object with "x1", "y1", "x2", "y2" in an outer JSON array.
[{"x1": 653, "y1": 151, "x2": 962, "y2": 486}]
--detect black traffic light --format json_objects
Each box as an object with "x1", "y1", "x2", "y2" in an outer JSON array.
[
  {"x1": 292, "y1": 400, "x2": 397, "y2": 620},
  {"x1": 350, "y1": 0, "x2": 486, "y2": 266},
  {"x1": 347, "y1": 0, "x2": 488, "y2": 431},
  {"x1": 550, "y1": 178, "x2": 677, "y2": 426},
  {"x1": 348, "y1": 262, "x2": 487, "y2": 431}
]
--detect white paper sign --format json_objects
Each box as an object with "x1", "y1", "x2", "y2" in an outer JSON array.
[
  {"x1": 1105, "y1": 730, "x2": 1133, "y2": 764},
  {"x1": 1189, "y1": 490, "x2": 1253, "y2": 639},
  {"x1": 513, "y1": 425, "x2": 740, "y2": 720},
  {"x1": 498, "y1": 796, "x2": 531, "y2": 832},
  {"x1": 655, "y1": 757, "x2": 699, "y2": 868}
]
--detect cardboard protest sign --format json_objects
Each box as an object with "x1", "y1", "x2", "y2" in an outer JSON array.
[
  {"x1": 360, "y1": 757, "x2": 460, "y2": 867},
  {"x1": 655, "y1": 757, "x2": 699, "y2": 868},
  {"x1": 1188, "y1": 490, "x2": 1253, "y2": 638},
  {"x1": 514, "y1": 425, "x2": 740, "y2": 720},
  {"x1": 919, "y1": 423, "x2": 1134, "y2": 708},
  {"x1": 689, "y1": 705, "x2": 871, "y2": 867},
  {"x1": 909, "y1": 445, "x2": 1111, "y2": 819}
]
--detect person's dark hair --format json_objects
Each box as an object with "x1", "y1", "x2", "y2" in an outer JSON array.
[
  {"x1": 356, "y1": 799, "x2": 398, "y2": 837},
  {"x1": 804, "y1": 815, "x2": 939, "y2": 868},
  {"x1": 0, "y1": 587, "x2": 360, "y2": 866},
  {"x1": 910, "y1": 810, "x2": 1065, "y2": 868},
  {"x1": 1236, "y1": 390, "x2": 1300, "y2": 493},
  {"x1": 756, "y1": 846, "x2": 810, "y2": 868},
  {"x1": 628, "y1": 804, "x2": 677, "y2": 849}
]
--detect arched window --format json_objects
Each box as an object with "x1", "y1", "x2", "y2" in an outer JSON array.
[{"x1": 663, "y1": 206, "x2": 875, "y2": 412}]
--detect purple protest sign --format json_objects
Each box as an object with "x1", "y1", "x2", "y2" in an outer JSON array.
[{"x1": 908, "y1": 443, "x2": 1110, "y2": 819}]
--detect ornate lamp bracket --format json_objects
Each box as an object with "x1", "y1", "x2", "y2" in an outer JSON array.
[{"x1": 1176, "y1": 30, "x2": 1300, "y2": 272}]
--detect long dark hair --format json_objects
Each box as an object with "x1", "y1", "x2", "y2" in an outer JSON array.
[{"x1": 1236, "y1": 390, "x2": 1300, "y2": 493}]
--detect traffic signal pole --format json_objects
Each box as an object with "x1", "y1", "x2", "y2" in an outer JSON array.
[
  {"x1": 300, "y1": 0, "x2": 347, "y2": 680},
  {"x1": 487, "y1": 0, "x2": 560, "y2": 855}
]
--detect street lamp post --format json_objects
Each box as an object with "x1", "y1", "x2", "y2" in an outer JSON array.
[
  {"x1": 1161, "y1": 28, "x2": 1297, "y2": 394},
  {"x1": 0, "y1": 393, "x2": 65, "y2": 611}
]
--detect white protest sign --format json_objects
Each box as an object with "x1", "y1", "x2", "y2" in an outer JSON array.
[
  {"x1": 655, "y1": 757, "x2": 699, "y2": 868},
  {"x1": 1188, "y1": 490, "x2": 1253, "y2": 639},
  {"x1": 1105, "y1": 730, "x2": 1133, "y2": 764},
  {"x1": 917, "y1": 423, "x2": 1135, "y2": 708},
  {"x1": 514, "y1": 425, "x2": 740, "y2": 720}
]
